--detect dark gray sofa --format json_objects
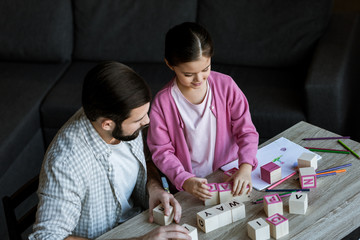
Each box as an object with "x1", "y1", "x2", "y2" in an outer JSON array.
[{"x1": 1, "y1": 0, "x2": 359, "y2": 239}]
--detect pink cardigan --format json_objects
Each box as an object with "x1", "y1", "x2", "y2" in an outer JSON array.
[{"x1": 147, "y1": 71, "x2": 259, "y2": 191}]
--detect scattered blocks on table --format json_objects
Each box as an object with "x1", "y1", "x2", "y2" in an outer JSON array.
[
  {"x1": 212, "y1": 203, "x2": 232, "y2": 228},
  {"x1": 263, "y1": 194, "x2": 283, "y2": 217},
  {"x1": 247, "y1": 218, "x2": 270, "y2": 240},
  {"x1": 204, "y1": 183, "x2": 220, "y2": 206},
  {"x1": 218, "y1": 182, "x2": 234, "y2": 203},
  {"x1": 224, "y1": 167, "x2": 239, "y2": 177},
  {"x1": 260, "y1": 162, "x2": 282, "y2": 184},
  {"x1": 197, "y1": 207, "x2": 219, "y2": 233},
  {"x1": 266, "y1": 213, "x2": 289, "y2": 239},
  {"x1": 153, "y1": 203, "x2": 174, "y2": 226},
  {"x1": 299, "y1": 167, "x2": 317, "y2": 188},
  {"x1": 289, "y1": 192, "x2": 308, "y2": 215},
  {"x1": 182, "y1": 223, "x2": 198, "y2": 240},
  {"x1": 298, "y1": 152, "x2": 318, "y2": 169},
  {"x1": 225, "y1": 198, "x2": 246, "y2": 222}
]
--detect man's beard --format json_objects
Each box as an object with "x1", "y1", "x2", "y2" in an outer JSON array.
[{"x1": 112, "y1": 123, "x2": 149, "y2": 141}]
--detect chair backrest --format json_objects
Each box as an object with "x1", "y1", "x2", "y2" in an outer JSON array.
[{"x1": 2, "y1": 175, "x2": 39, "y2": 240}]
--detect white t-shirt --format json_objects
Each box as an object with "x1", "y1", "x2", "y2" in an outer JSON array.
[
  {"x1": 171, "y1": 80, "x2": 217, "y2": 177},
  {"x1": 108, "y1": 141, "x2": 141, "y2": 222}
]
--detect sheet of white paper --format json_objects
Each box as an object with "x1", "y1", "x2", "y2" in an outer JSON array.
[{"x1": 220, "y1": 137, "x2": 321, "y2": 190}]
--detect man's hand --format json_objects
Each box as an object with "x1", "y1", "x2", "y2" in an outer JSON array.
[
  {"x1": 182, "y1": 177, "x2": 212, "y2": 201},
  {"x1": 148, "y1": 185, "x2": 182, "y2": 224},
  {"x1": 140, "y1": 224, "x2": 191, "y2": 240},
  {"x1": 225, "y1": 163, "x2": 253, "y2": 196}
]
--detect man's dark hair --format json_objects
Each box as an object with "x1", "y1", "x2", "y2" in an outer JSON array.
[
  {"x1": 82, "y1": 61, "x2": 151, "y2": 124},
  {"x1": 165, "y1": 22, "x2": 214, "y2": 66}
]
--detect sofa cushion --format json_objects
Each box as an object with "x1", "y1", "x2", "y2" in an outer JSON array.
[
  {"x1": 212, "y1": 64, "x2": 306, "y2": 141},
  {"x1": 0, "y1": 0, "x2": 73, "y2": 62},
  {"x1": 198, "y1": 0, "x2": 332, "y2": 67},
  {"x1": 40, "y1": 61, "x2": 173, "y2": 147},
  {"x1": 0, "y1": 62, "x2": 69, "y2": 178},
  {"x1": 73, "y1": 0, "x2": 197, "y2": 62}
]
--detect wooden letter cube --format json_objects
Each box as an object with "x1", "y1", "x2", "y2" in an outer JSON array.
[
  {"x1": 266, "y1": 213, "x2": 289, "y2": 239},
  {"x1": 197, "y1": 207, "x2": 219, "y2": 233},
  {"x1": 298, "y1": 152, "x2": 318, "y2": 169},
  {"x1": 212, "y1": 203, "x2": 232, "y2": 227},
  {"x1": 247, "y1": 218, "x2": 270, "y2": 240},
  {"x1": 289, "y1": 192, "x2": 308, "y2": 215},
  {"x1": 225, "y1": 198, "x2": 246, "y2": 222},
  {"x1": 204, "y1": 183, "x2": 219, "y2": 206},
  {"x1": 218, "y1": 182, "x2": 234, "y2": 203},
  {"x1": 182, "y1": 223, "x2": 198, "y2": 240},
  {"x1": 153, "y1": 203, "x2": 174, "y2": 226},
  {"x1": 260, "y1": 162, "x2": 281, "y2": 184},
  {"x1": 263, "y1": 194, "x2": 283, "y2": 217},
  {"x1": 299, "y1": 167, "x2": 317, "y2": 188},
  {"x1": 224, "y1": 167, "x2": 239, "y2": 177}
]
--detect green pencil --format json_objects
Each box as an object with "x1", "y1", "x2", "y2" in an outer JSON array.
[
  {"x1": 338, "y1": 140, "x2": 360, "y2": 159},
  {"x1": 307, "y1": 149, "x2": 350, "y2": 154}
]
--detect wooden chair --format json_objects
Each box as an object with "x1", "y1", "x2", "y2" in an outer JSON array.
[{"x1": 2, "y1": 175, "x2": 39, "y2": 240}]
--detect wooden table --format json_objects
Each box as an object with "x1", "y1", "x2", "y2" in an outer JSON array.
[{"x1": 97, "y1": 121, "x2": 360, "y2": 239}]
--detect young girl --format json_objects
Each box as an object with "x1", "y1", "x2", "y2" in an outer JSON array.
[{"x1": 147, "y1": 22, "x2": 259, "y2": 201}]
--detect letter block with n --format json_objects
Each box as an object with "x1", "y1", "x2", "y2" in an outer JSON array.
[{"x1": 299, "y1": 167, "x2": 317, "y2": 189}]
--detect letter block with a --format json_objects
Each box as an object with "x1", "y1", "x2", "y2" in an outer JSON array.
[
  {"x1": 260, "y1": 162, "x2": 281, "y2": 184},
  {"x1": 204, "y1": 183, "x2": 219, "y2": 206},
  {"x1": 263, "y1": 194, "x2": 283, "y2": 217},
  {"x1": 266, "y1": 213, "x2": 289, "y2": 239},
  {"x1": 298, "y1": 152, "x2": 317, "y2": 169},
  {"x1": 289, "y1": 192, "x2": 308, "y2": 214},
  {"x1": 247, "y1": 218, "x2": 270, "y2": 240},
  {"x1": 299, "y1": 167, "x2": 317, "y2": 188},
  {"x1": 212, "y1": 203, "x2": 232, "y2": 228},
  {"x1": 153, "y1": 203, "x2": 174, "y2": 226}
]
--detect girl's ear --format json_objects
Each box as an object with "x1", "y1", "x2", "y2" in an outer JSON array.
[{"x1": 164, "y1": 58, "x2": 174, "y2": 71}]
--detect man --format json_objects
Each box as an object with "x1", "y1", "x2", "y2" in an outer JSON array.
[{"x1": 29, "y1": 61, "x2": 190, "y2": 240}]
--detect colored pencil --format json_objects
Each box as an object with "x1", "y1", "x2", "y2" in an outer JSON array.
[
  {"x1": 338, "y1": 140, "x2": 360, "y2": 159},
  {"x1": 252, "y1": 191, "x2": 295, "y2": 204},
  {"x1": 265, "y1": 189, "x2": 310, "y2": 192},
  {"x1": 316, "y1": 163, "x2": 352, "y2": 173},
  {"x1": 316, "y1": 169, "x2": 346, "y2": 175},
  {"x1": 302, "y1": 136, "x2": 350, "y2": 141},
  {"x1": 307, "y1": 149, "x2": 350, "y2": 154},
  {"x1": 317, "y1": 172, "x2": 336, "y2": 178},
  {"x1": 267, "y1": 171, "x2": 297, "y2": 190}
]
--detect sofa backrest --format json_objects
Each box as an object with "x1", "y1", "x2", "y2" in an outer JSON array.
[
  {"x1": 198, "y1": 0, "x2": 333, "y2": 67},
  {"x1": 73, "y1": 0, "x2": 197, "y2": 62},
  {"x1": 0, "y1": 0, "x2": 73, "y2": 62}
]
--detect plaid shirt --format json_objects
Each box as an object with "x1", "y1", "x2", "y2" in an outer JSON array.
[{"x1": 29, "y1": 109, "x2": 148, "y2": 240}]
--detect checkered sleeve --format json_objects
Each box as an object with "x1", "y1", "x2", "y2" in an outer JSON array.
[{"x1": 29, "y1": 154, "x2": 85, "y2": 240}]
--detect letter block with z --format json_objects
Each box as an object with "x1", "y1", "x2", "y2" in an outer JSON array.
[
  {"x1": 266, "y1": 213, "x2": 289, "y2": 239},
  {"x1": 153, "y1": 203, "x2": 174, "y2": 226},
  {"x1": 263, "y1": 194, "x2": 283, "y2": 217},
  {"x1": 299, "y1": 167, "x2": 317, "y2": 188},
  {"x1": 247, "y1": 218, "x2": 270, "y2": 240},
  {"x1": 197, "y1": 208, "x2": 219, "y2": 233}
]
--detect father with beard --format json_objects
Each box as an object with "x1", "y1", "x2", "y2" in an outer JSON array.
[{"x1": 30, "y1": 61, "x2": 190, "y2": 240}]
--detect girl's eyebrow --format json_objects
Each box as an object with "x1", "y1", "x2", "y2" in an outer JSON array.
[{"x1": 183, "y1": 64, "x2": 211, "y2": 74}]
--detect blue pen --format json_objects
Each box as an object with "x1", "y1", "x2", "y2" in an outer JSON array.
[{"x1": 161, "y1": 176, "x2": 170, "y2": 193}]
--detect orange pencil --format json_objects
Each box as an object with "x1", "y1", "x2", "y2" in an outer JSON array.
[{"x1": 316, "y1": 169, "x2": 346, "y2": 175}]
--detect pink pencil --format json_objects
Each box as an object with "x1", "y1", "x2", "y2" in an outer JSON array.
[{"x1": 267, "y1": 171, "x2": 297, "y2": 190}]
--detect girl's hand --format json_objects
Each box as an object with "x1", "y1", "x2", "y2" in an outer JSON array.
[
  {"x1": 226, "y1": 163, "x2": 253, "y2": 196},
  {"x1": 182, "y1": 177, "x2": 212, "y2": 201}
]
